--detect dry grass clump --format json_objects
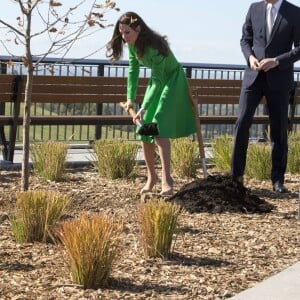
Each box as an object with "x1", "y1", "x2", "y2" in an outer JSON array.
[
  {"x1": 211, "y1": 134, "x2": 233, "y2": 173},
  {"x1": 211, "y1": 132, "x2": 300, "y2": 180},
  {"x1": 10, "y1": 190, "x2": 70, "y2": 243},
  {"x1": 30, "y1": 141, "x2": 68, "y2": 181},
  {"x1": 171, "y1": 137, "x2": 199, "y2": 178},
  {"x1": 287, "y1": 132, "x2": 300, "y2": 174},
  {"x1": 56, "y1": 212, "x2": 123, "y2": 289},
  {"x1": 246, "y1": 143, "x2": 272, "y2": 180},
  {"x1": 137, "y1": 199, "x2": 182, "y2": 258},
  {"x1": 212, "y1": 134, "x2": 271, "y2": 180},
  {"x1": 92, "y1": 139, "x2": 139, "y2": 179}
]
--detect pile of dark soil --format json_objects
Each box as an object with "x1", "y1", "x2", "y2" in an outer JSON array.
[{"x1": 168, "y1": 174, "x2": 274, "y2": 214}]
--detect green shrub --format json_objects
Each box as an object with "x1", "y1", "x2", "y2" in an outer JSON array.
[
  {"x1": 137, "y1": 199, "x2": 182, "y2": 258},
  {"x1": 245, "y1": 143, "x2": 271, "y2": 180},
  {"x1": 211, "y1": 134, "x2": 233, "y2": 172},
  {"x1": 171, "y1": 137, "x2": 199, "y2": 178},
  {"x1": 91, "y1": 139, "x2": 139, "y2": 179},
  {"x1": 30, "y1": 141, "x2": 68, "y2": 181},
  {"x1": 10, "y1": 190, "x2": 70, "y2": 243},
  {"x1": 287, "y1": 132, "x2": 300, "y2": 174},
  {"x1": 56, "y1": 213, "x2": 123, "y2": 289}
]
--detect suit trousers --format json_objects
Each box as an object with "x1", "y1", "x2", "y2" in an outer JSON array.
[{"x1": 231, "y1": 72, "x2": 290, "y2": 184}]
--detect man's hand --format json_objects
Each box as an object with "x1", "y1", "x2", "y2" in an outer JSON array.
[
  {"x1": 249, "y1": 55, "x2": 261, "y2": 71},
  {"x1": 259, "y1": 58, "x2": 278, "y2": 72}
]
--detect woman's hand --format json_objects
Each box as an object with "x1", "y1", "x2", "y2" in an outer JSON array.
[
  {"x1": 133, "y1": 107, "x2": 145, "y2": 125},
  {"x1": 124, "y1": 99, "x2": 134, "y2": 111}
]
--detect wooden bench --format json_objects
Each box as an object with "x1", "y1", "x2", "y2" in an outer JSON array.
[
  {"x1": 0, "y1": 75, "x2": 153, "y2": 162},
  {"x1": 190, "y1": 78, "x2": 300, "y2": 126},
  {"x1": 0, "y1": 75, "x2": 299, "y2": 163}
]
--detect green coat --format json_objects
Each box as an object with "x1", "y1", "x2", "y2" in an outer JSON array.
[{"x1": 127, "y1": 44, "x2": 196, "y2": 143}]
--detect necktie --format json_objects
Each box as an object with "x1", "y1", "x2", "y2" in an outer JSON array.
[{"x1": 266, "y1": 3, "x2": 274, "y2": 41}]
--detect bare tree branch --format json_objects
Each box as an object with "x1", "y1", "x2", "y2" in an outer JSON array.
[{"x1": 0, "y1": 19, "x2": 25, "y2": 38}]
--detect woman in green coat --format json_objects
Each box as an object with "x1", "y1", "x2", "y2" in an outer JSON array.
[{"x1": 106, "y1": 11, "x2": 196, "y2": 195}]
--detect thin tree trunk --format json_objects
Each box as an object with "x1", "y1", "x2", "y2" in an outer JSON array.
[
  {"x1": 21, "y1": 2, "x2": 33, "y2": 191},
  {"x1": 21, "y1": 67, "x2": 33, "y2": 191}
]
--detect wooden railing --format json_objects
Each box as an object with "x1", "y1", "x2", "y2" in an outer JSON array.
[{"x1": 0, "y1": 74, "x2": 299, "y2": 162}]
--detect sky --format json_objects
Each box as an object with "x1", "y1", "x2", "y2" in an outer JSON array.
[{"x1": 1, "y1": 0, "x2": 300, "y2": 67}]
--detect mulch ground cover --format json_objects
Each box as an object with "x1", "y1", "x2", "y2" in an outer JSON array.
[{"x1": 0, "y1": 166, "x2": 299, "y2": 299}]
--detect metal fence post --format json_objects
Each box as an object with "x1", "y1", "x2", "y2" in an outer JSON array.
[
  {"x1": 0, "y1": 61, "x2": 8, "y2": 159},
  {"x1": 95, "y1": 64, "x2": 105, "y2": 141}
]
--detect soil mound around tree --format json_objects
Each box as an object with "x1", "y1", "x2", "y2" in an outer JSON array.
[{"x1": 168, "y1": 175, "x2": 274, "y2": 214}]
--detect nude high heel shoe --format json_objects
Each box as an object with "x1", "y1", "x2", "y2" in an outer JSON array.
[
  {"x1": 160, "y1": 178, "x2": 174, "y2": 196},
  {"x1": 140, "y1": 176, "x2": 158, "y2": 194},
  {"x1": 140, "y1": 186, "x2": 154, "y2": 194},
  {"x1": 159, "y1": 188, "x2": 174, "y2": 196}
]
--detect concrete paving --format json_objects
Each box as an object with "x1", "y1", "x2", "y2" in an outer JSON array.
[
  {"x1": 1, "y1": 148, "x2": 299, "y2": 300},
  {"x1": 0, "y1": 147, "x2": 95, "y2": 169},
  {"x1": 230, "y1": 262, "x2": 300, "y2": 300},
  {"x1": 0, "y1": 147, "x2": 144, "y2": 170}
]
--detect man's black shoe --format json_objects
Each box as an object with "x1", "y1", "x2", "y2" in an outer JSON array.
[
  {"x1": 273, "y1": 181, "x2": 288, "y2": 193},
  {"x1": 232, "y1": 176, "x2": 244, "y2": 184}
]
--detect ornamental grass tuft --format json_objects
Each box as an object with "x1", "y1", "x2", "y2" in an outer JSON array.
[
  {"x1": 56, "y1": 213, "x2": 123, "y2": 289},
  {"x1": 10, "y1": 190, "x2": 70, "y2": 243},
  {"x1": 137, "y1": 199, "x2": 182, "y2": 258},
  {"x1": 211, "y1": 134, "x2": 233, "y2": 173},
  {"x1": 245, "y1": 142, "x2": 271, "y2": 180},
  {"x1": 287, "y1": 132, "x2": 300, "y2": 174},
  {"x1": 30, "y1": 141, "x2": 68, "y2": 181},
  {"x1": 171, "y1": 137, "x2": 199, "y2": 178},
  {"x1": 91, "y1": 139, "x2": 139, "y2": 179}
]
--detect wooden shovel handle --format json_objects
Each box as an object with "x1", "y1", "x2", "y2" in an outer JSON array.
[
  {"x1": 119, "y1": 102, "x2": 142, "y2": 126},
  {"x1": 119, "y1": 102, "x2": 137, "y2": 118}
]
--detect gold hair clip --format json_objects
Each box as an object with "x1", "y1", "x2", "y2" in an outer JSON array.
[{"x1": 130, "y1": 16, "x2": 137, "y2": 24}]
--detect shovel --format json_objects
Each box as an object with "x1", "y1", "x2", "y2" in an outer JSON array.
[
  {"x1": 187, "y1": 89, "x2": 208, "y2": 178},
  {"x1": 119, "y1": 102, "x2": 159, "y2": 136}
]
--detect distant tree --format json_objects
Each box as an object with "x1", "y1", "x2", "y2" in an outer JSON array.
[{"x1": 0, "y1": 0, "x2": 119, "y2": 190}]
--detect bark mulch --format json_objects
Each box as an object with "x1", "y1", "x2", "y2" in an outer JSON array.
[{"x1": 0, "y1": 166, "x2": 299, "y2": 299}]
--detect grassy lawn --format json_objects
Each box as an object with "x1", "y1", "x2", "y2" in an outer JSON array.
[{"x1": 2, "y1": 102, "x2": 138, "y2": 143}]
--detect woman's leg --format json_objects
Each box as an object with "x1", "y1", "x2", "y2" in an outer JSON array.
[
  {"x1": 155, "y1": 137, "x2": 174, "y2": 195},
  {"x1": 141, "y1": 141, "x2": 158, "y2": 193}
]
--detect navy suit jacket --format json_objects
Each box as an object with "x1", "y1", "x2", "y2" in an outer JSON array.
[{"x1": 241, "y1": 0, "x2": 300, "y2": 91}]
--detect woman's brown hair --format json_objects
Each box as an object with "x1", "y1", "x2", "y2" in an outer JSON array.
[{"x1": 106, "y1": 11, "x2": 169, "y2": 62}]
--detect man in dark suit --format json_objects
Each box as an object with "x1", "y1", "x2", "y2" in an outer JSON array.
[{"x1": 230, "y1": 0, "x2": 300, "y2": 193}]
